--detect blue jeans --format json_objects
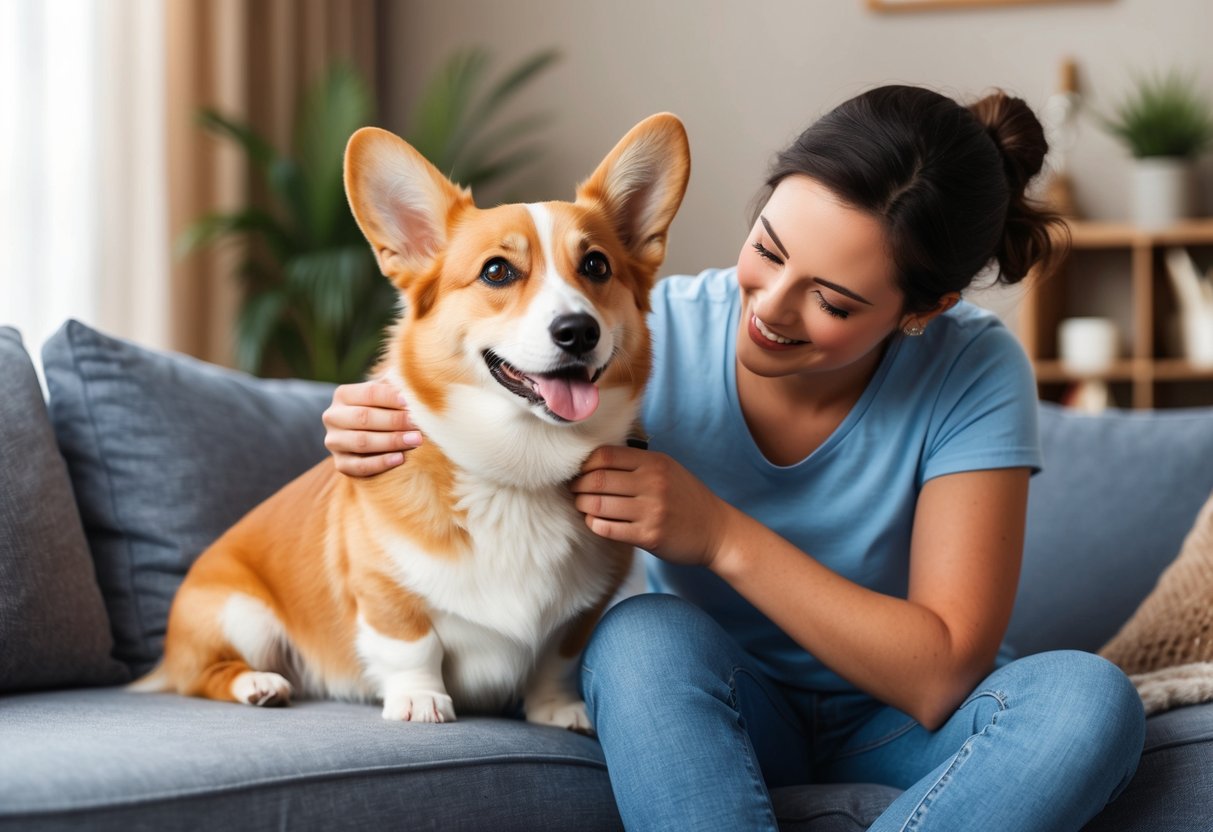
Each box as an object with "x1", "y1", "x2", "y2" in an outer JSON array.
[{"x1": 581, "y1": 594, "x2": 1146, "y2": 831}]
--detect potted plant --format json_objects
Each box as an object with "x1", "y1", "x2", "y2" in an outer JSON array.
[
  {"x1": 179, "y1": 48, "x2": 558, "y2": 381},
  {"x1": 1100, "y1": 69, "x2": 1213, "y2": 229}
]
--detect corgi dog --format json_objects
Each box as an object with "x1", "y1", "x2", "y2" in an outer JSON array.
[{"x1": 133, "y1": 114, "x2": 690, "y2": 729}]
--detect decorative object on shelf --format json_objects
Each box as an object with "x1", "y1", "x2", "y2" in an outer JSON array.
[
  {"x1": 1057, "y1": 316, "x2": 1119, "y2": 374},
  {"x1": 1040, "y1": 57, "x2": 1082, "y2": 217},
  {"x1": 1020, "y1": 218, "x2": 1213, "y2": 409},
  {"x1": 1060, "y1": 379, "x2": 1113, "y2": 413},
  {"x1": 1099, "y1": 69, "x2": 1213, "y2": 230},
  {"x1": 1164, "y1": 247, "x2": 1213, "y2": 368}
]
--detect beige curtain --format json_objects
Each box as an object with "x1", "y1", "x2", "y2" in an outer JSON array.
[{"x1": 166, "y1": 0, "x2": 379, "y2": 366}]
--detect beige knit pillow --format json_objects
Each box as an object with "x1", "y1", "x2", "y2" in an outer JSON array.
[{"x1": 1099, "y1": 489, "x2": 1213, "y2": 715}]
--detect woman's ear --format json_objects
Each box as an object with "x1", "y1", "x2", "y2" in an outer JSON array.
[{"x1": 900, "y1": 293, "x2": 961, "y2": 334}]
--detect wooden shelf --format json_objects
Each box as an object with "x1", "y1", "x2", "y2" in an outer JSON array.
[
  {"x1": 1152, "y1": 359, "x2": 1213, "y2": 381},
  {"x1": 1021, "y1": 217, "x2": 1213, "y2": 409},
  {"x1": 1031, "y1": 359, "x2": 1141, "y2": 383},
  {"x1": 1032, "y1": 359, "x2": 1213, "y2": 383},
  {"x1": 1068, "y1": 219, "x2": 1213, "y2": 249}
]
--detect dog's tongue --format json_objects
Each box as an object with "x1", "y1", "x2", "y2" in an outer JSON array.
[{"x1": 534, "y1": 374, "x2": 599, "y2": 421}]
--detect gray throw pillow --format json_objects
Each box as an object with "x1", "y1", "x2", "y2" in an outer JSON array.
[
  {"x1": 1007, "y1": 401, "x2": 1213, "y2": 658},
  {"x1": 0, "y1": 326, "x2": 128, "y2": 691},
  {"x1": 42, "y1": 321, "x2": 337, "y2": 676}
]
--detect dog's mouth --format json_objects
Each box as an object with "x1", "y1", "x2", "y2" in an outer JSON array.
[{"x1": 484, "y1": 350, "x2": 607, "y2": 423}]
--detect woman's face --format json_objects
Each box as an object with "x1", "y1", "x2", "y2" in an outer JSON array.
[{"x1": 735, "y1": 175, "x2": 910, "y2": 382}]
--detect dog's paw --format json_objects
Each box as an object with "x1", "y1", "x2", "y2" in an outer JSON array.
[
  {"x1": 382, "y1": 691, "x2": 456, "y2": 723},
  {"x1": 525, "y1": 697, "x2": 594, "y2": 734},
  {"x1": 232, "y1": 671, "x2": 293, "y2": 707}
]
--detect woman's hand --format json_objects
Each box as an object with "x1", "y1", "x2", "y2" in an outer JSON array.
[
  {"x1": 322, "y1": 380, "x2": 422, "y2": 477},
  {"x1": 570, "y1": 446, "x2": 736, "y2": 568}
]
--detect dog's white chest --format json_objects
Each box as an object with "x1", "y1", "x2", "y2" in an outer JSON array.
[{"x1": 385, "y1": 477, "x2": 614, "y2": 709}]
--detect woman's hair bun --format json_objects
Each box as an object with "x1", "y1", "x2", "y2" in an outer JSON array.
[
  {"x1": 968, "y1": 92, "x2": 1048, "y2": 198},
  {"x1": 968, "y1": 90, "x2": 1067, "y2": 286}
]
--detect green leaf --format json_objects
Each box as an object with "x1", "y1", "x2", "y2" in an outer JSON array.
[
  {"x1": 1100, "y1": 69, "x2": 1213, "y2": 158},
  {"x1": 234, "y1": 291, "x2": 289, "y2": 375},
  {"x1": 283, "y1": 246, "x2": 378, "y2": 331},
  {"x1": 460, "y1": 143, "x2": 547, "y2": 190},
  {"x1": 444, "y1": 49, "x2": 559, "y2": 166},
  {"x1": 267, "y1": 157, "x2": 311, "y2": 242},
  {"x1": 270, "y1": 318, "x2": 316, "y2": 380},
  {"x1": 338, "y1": 327, "x2": 391, "y2": 381},
  {"x1": 452, "y1": 111, "x2": 553, "y2": 187},
  {"x1": 175, "y1": 209, "x2": 293, "y2": 261},
  {"x1": 408, "y1": 49, "x2": 491, "y2": 172},
  {"x1": 197, "y1": 109, "x2": 277, "y2": 171},
  {"x1": 295, "y1": 64, "x2": 375, "y2": 244}
]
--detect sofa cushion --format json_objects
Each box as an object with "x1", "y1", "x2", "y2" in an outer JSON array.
[
  {"x1": 1, "y1": 689, "x2": 1200, "y2": 832},
  {"x1": 42, "y1": 321, "x2": 336, "y2": 675},
  {"x1": 0, "y1": 327, "x2": 128, "y2": 692},
  {"x1": 0, "y1": 689, "x2": 621, "y2": 832},
  {"x1": 1083, "y1": 702, "x2": 1213, "y2": 831},
  {"x1": 1006, "y1": 402, "x2": 1213, "y2": 657},
  {"x1": 770, "y1": 784, "x2": 903, "y2": 832},
  {"x1": 1099, "y1": 487, "x2": 1213, "y2": 714}
]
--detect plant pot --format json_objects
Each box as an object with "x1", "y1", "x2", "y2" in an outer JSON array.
[{"x1": 1132, "y1": 156, "x2": 1195, "y2": 230}]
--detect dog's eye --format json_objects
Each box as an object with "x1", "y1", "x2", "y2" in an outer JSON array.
[
  {"x1": 480, "y1": 258, "x2": 518, "y2": 286},
  {"x1": 580, "y1": 252, "x2": 612, "y2": 283}
]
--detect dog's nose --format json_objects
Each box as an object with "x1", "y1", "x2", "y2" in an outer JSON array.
[{"x1": 549, "y1": 313, "x2": 600, "y2": 355}]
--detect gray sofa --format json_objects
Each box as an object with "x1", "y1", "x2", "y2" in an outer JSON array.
[{"x1": 2, "y1": 320, "x2": 1212, "y2": 832}]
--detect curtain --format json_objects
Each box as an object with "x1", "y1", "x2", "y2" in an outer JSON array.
[
  {"x1": 1, "y1": 0, "x2": 381, "y2": 374},
  {"x1": 1, "y1": 0, "x2": 168, "y2": 367},
  {"x1": 166, "y1": 0, "x2": 380, "y2": 365}
]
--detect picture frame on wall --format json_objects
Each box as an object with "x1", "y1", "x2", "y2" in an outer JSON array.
[{"x1": 867, "y1": 0, "x2": 1109, "y2": 11}]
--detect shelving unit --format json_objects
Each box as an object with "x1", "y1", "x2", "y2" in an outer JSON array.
[{"x1": 1019, "y1": 218, "x2": 1213, "y2": 409}]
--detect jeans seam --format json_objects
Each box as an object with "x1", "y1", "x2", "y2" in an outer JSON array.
[
  {"x1": 898, "y1": 688, "x2": 1008, "y2": 831},
  {"x1": 727, "y1": 668, "x2": 782, "y2": 832},
  {"x1": 731, "y1": 667, "x2": 805, "y2": 734},
  {"x1": 581, "y1": 665, "x2": 595, "y2": 712},
  {"x1": 961, "y1": 688, "x2": 1008, "y2": 710},
  {"x1": 829, "y1": 716, "x2": 919, "y2": 760}
]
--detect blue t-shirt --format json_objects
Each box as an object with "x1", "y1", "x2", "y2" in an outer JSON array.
[{"x1": 642, "y1": 267, "x2": 1042, "y2": 692}]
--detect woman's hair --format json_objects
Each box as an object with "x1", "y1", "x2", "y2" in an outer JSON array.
[{"x1": 752, "y1": 85, "x2": 1069, "y2": 314}]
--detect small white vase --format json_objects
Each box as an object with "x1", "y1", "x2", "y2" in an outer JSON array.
[{"x1": 1132, "y1": 157, "x2": 1195, "y2": 230}]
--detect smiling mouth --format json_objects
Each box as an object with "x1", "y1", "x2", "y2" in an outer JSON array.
[
  {"x1": 484, "y1": 350, "x2": 607, "y2": 422},
  {"x1": 751, "y1": 315, "x2": 808, "y2": 346}
]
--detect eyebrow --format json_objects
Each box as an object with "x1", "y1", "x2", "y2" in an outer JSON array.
[
  {"x1": 816, "y1": 278, "x2": 873, "y2": 306},
  {"x1": 759, "y1": 215, "x2": 873, "y2": 306},
  {"x1": 760, "y1": 216, "x2": 790, "y2": 259}
]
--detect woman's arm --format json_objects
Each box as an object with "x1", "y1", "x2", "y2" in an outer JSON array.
[
  {"x1": 322, "y1": 381, "x2": 421, "y2": 476},
  {"x1": 572, "y1": 448, "x2": 1029, "y2": 730}
]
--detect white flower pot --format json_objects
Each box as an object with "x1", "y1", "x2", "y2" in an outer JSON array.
[{"x1": 1132, "y1": 157, "x2": 1195, "y2": 230}]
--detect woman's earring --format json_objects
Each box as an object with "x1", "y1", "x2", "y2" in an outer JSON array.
[{"x1": 902, "y1": 323, "x2": 925, "y2": 337}]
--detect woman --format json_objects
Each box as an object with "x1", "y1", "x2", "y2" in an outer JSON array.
[{"x1": 323, "y1": 85, "x2": 1145, "y2": 831}]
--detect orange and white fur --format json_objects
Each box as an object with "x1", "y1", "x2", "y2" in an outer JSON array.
[{"x1": 133, "y1": 114, "x2": 690, "y2": 729}]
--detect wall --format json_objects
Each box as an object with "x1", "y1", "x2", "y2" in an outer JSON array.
[{"x1": 378, "y1": 0, "x2": 1213, "y2": 322}]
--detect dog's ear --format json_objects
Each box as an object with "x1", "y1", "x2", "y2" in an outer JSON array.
[
  {"x1": 576, "y1": 113, "x2": 690, "y2": 274},
  {"x1": 344, "y1": 127, "x2": 472, "y2": 286}
]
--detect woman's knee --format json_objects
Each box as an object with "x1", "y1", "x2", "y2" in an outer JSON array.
[
  {"x1": 581, "y1": 594, "x2": 736, "y2": 705},
  {"x1": 1003, "y1": 651, "x2": 1146, "y2": 762},
  {"x1": 586, "y1": 594, "x2": 717, "y2": 662}
]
